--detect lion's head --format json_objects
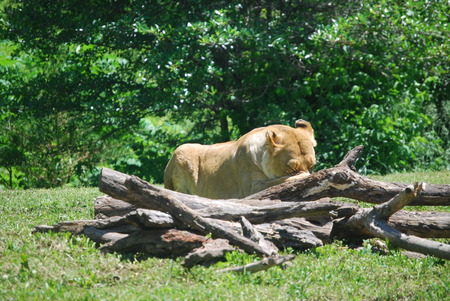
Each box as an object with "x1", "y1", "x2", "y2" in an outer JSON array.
[{"x1": 261, "y1": 119, "x2": 317, "y2": 180}]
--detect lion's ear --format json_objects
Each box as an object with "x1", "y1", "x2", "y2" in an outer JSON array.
[
  {"x1": 295, "y1": 119, "x2": 317, "y2": 147},
  {"x1": 295, "y1": 119, "x2": 312, "y2": 131},
  {"x1": 266, "y1": 130, "x2": 283, "y2": 149}
]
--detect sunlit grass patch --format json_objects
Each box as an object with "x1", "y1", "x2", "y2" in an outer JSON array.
[{"x1": 0, "y1": 172, "x2": 449, "y2": 300}]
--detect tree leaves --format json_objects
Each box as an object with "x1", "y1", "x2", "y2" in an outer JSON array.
[{"x1": 0, "y1": 0, "x2": 448, "y2": 188}]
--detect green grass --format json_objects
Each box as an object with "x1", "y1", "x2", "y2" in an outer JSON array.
[
  {"x1": 370, "y1": 170, "x2": 450, "y2": 185},
  {"x1": 1, "y1": 172, "x2": 449, "y2": 300}
]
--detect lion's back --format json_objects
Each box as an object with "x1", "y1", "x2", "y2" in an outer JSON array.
[{"x1": 163, "y1": 142, "x2": 239, "y2": 196}]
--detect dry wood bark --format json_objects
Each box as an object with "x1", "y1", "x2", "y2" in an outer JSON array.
[
  {"x1": 92, "y1": 196, "x2": 450, "y2": 240},
  {"x1": 94, "y1": 195, "x2": 136, "y2": 219},
  {"x1": 240, "y1": 216, "x2": 279, "y2": 255},
  {"x1": 388, "y1": 211, "x2": 450, "y2": 238},
  {"x1": 183, "y1": 239, "x2": 236, "y2": 267},
  {"x1": 255, "y1": 222, "x2": 324, "y2": 250},
  {"x1": 34, "y1": 221, "x2": 206, "y2": 257},
  {"x1": 33, "y1": 215, "x2": 140, "y2": 235},
  {"x1": 334, "y1": 183, "x2": 450, "y2": 260},
  {"x1": 85, "y1": 227, "x2": 207, "y2": 256}
]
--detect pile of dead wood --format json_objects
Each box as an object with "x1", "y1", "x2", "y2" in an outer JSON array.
[{"x1": 34, "y1": 146, "x2": 450, "y2": 272}]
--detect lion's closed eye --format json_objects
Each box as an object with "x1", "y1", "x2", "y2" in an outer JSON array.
[{"x1": 286, "y1": 167, "x2": 299, "y2": 176}]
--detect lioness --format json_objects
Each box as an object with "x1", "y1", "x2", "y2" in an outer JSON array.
[{"x1": 164, "y1": 119, "x2": 317, "y2": 199}]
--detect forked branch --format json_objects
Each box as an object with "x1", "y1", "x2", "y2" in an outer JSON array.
[{"x1": 340, "y1": 183, "x2": 450, "y2": 260}]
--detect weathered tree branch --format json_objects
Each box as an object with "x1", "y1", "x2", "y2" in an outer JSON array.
[
  {"x1": 335, "y1": 145, "x2": 364, "y2": 169},
  {"x1": 388, "y1": 211, "x2": 450, "y2": 238},
  {"x1": 183, "y1": 239, "x2": 236, "y2": 267},
  {"x1": 216, "y1": 255, "x2": 297, "y2": 273},
  {"x1": 240, "y1": 216, "x2": 279, "y2": 255},
  {"x1": 248, "y1": 146, "x2": 450, "y2": 206},
  {"x1": 86, "y1": 227, "x2": 207, "y2": 256},
  {"x1": 336, "y1": 183, "x2": 450, "y2": 260}
]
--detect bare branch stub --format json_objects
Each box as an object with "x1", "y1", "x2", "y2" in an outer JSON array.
[
  {"x1": 240, "y1": 216, "x2": 278, "y2": 256},
  {"x1": 335, "y1": 145, "x2": 364, "y2": 169},
  {"x1": 374, "y1": 183, "x2": 424, "y2": 219}
]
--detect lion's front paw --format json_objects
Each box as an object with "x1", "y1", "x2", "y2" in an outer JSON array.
[{"x1": 285, "y1": 173, "x2": 310, "y2": 182}]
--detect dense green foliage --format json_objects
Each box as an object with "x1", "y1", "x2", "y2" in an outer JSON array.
[
  {"x1": 1, "y1": 172, "x2": 449, "y2": 300},
  {"x1": 0, "y1": 0, "x2": 448, "y2": 188}
]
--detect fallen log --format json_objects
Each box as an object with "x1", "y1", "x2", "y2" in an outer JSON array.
[
  {"x1": 97, "y1": 169, "x2": 450, "y2": 240},
  {"x1": 255, "y1": 222, "x2": 324, "y2": 249},
  {"x1": 34, "y1": 215, "x2": 324, "y2": 252},
  {"x1": 388, "y1": 211, "x2": 450, "y2": 238},
  {"x1": 103, "y1": 173, "x2": 275, "y2": 257},
  {"x1": 33, "y1": 215, "x2": 140, "y2": 235},
  {"x1": 94, "y1": 195, "x2": 136, "y2": 219},
  {"x1": 93, "y1": 196, "x2": 450, "y2": 240},
  {"x1": 249, "y1": 146, "x2": 450, "y2": 206},
  {"x1": 271, "y1": 217, "x2": 332, "y2": 243},
  {"x1": 334, "y1": 183, "x2": 450, "y2": 260},
  {"x1": 99, "y1": 170, "x2": 356, "y2": 223},
  {"x1": 85, "y1": 227, "x2": 206, "y2": 256}
]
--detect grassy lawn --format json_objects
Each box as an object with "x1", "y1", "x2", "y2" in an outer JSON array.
[{"x1": 1, "y1": 171, "x2": 449, "y2": 300}]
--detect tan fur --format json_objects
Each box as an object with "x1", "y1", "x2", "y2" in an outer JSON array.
[{"x1": 164, "y1": 120, "x2": 317, "y2": 199}]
